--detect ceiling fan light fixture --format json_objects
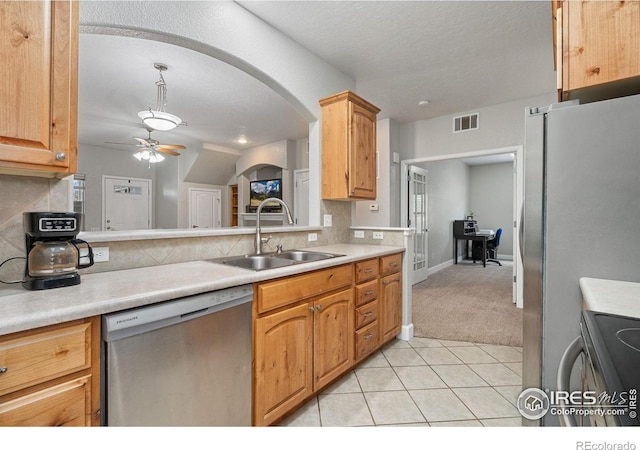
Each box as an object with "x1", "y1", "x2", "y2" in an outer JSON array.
[
  {"x1": 133, "y1": 149, "x2": 149, "y2": 161},
  {"x1": 149, "y1": 152, "x2": 165, "y2": 163},
  {"x1": 133, "y1": 149, "x2": 165, "y2": 163},
  {"x1": 138, "y1": 63, "x2": 182, "y2": 131}
]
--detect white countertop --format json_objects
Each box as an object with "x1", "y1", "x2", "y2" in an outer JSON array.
[
  {"x1": 0, "y1": 244, "x2": 404, "y2": 336},
  {"x1": 580, "y1": 277, "x2": 640, "y2": 319}
]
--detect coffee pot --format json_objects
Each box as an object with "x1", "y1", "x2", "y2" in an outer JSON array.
[
  {"x1": 23, "y1": 212, "x2": 94, "y2": 290},
  {"x1": 27, "y1": 240, "x2": 93, "y2": 277}
]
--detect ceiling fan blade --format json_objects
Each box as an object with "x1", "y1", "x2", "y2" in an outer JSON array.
[
  {"x1": 155, "y1": 147, "x2": 181, "y2": 156},
  {"x1": 158, "y1": 144, "x2": 186, "y2": 150},
  {"x1": 134, "y1": 137, "x2": 151, "y2": 146}
]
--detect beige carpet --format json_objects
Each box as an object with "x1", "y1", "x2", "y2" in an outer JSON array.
[{"x1": 412, "y1": 260, "x2": 523, "y2": 347}]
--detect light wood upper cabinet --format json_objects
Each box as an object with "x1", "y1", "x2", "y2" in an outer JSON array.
[
  {"x1": 320, "y1": 91, "x2": 380, "y2": 200},
  {"x1": 0, "y1": 0, "x2": 79, "y2": 178},
  {"x1": 555, "y1": 0, "x2": 640, "y2": 102}
]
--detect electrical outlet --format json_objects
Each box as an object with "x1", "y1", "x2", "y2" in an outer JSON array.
[
  {"x1": 93, "y1": 247, "x2": 109, "y2": 262},
  {"x1": 369, "y1": 203, "x2": 379, "y2": 211},
  {"x1": 372, "y1": 231, "x2": 384, "y2": 240},
  {"x1": 354, "y1": 230, "x2": 365, "y2": 239},
  {"x1": 323, "y1": 214, "x2": 332, "y2": 227},
  {"x1": 308, "y1": 233, "x2": 318, "y2": 242}
]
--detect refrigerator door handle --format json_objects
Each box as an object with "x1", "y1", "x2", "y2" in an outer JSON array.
[{"x1": 556, "y1": 336, "x2": 584, "y2": 427}]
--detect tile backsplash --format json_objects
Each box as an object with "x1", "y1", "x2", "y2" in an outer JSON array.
[{"x1": 0, "y1": 175, "x2": 73, "y2": 283}]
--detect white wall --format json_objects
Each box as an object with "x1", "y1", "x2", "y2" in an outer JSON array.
[
  {"x1": 421, "y1": 159, "x2": 470, "y2": 267},
  {"x1": 156, "y1": 154, "x2": 179, "y2": 229},
  {"x1": 353, "y1": 94, "x2": 556, "y2": 229},
  {"x1": 469, "y1": 162, "x2": 514, "y2": 256},
  {"x1": 398, "y1": 94, "x2": 556, "y2": 161}
]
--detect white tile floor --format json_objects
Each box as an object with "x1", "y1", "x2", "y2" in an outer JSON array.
[{"x1": 279, "y1": 337, "x2": 524, "y2": 427}]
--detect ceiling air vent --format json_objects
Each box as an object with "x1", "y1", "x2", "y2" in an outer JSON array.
[{"x1": 453, "y1": 112, "x2": 479, "y2": 133}]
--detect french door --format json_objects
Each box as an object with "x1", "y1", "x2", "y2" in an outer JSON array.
[{"x1": 408, "y1": 165, "x2": 428, "y2": 284}]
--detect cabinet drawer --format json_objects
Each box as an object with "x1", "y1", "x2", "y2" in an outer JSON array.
[
  {"x1": 0, "y1": 323, "x2": 92, "y2": 396},
  {"x1": 355, "y1": 279, "x2": 378, "y2": 307},
  {"x1": 355, "y1": 321, "x2": 379, "y2": 362},
  {"x1": 257, "y1": 264, "x2": 353, "y2": 314},
  {"x1": 0, "y1": 376, "x2": 91, "y2": 426},
  {"x1": 355, "y1": 299, "x2": 378, "y2": 330},
  {"x1": 380, "y1": 253, "x2": 402, "y2": 276},
  {"x1": 355, "y1": 258, "x2": 379, "y2": 283}
]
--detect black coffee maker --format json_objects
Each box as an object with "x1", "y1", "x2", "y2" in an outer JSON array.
[{"x1": 23, "y1": 212, "x2": 94, "y2": 290}]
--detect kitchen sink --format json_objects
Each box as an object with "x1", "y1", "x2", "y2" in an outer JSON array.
[
  {"x1": 207, "y1": 250, "x2": 344, "y2": 271},
  {"x1": 273, "y1": 250, "x2": 343, "y2": 262},
  {"x1": 216, "y1": 254, "x2": 297, "y2": 271}
]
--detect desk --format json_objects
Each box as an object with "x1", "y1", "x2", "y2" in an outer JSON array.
[{"x1": 453, "y1": 230, "x2": 494, "y2": 267}]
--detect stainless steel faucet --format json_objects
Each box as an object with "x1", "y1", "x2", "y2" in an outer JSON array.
[{"x1": 254, "y1": 198, "x2": 294, "y2": 254}]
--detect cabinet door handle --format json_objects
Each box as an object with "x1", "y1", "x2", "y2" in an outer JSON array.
[
  {"x1": 364, "y1": 268, "x2": 374, "y2": 273},
  {"x1": 363, "y1": 290, "x2": 374, "y2": 296},
  {"x1": 389, "y1": 262, "x2": 398, "y2": 267},
  {"x1": 364, "y1": 334, "x2": 373, "y2": 340},
  {"x1": 309, "y1": 306, "x2": 315, "y2": 313},
  {"x1": 360, "y1": 311, "x2": 373, "y2": 317},
  {"x1": 382, "y1": 280, "x2": 388, "y2": 286},
  {"x1": 0, "y1": 367, "x2": 7, "y2": 374},
  {"x1": 55, "y1": 152, "x2": 66, "y2": 161},
  {"x1": 316, "y1": 305, "x2": 322, "y2": 311}
]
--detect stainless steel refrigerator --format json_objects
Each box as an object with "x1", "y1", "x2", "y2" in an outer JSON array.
[{"x1": 522, "y1": 93, "x2": 640, "y2": 426}]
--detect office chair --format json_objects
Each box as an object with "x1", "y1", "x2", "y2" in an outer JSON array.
[
  {"x1": 485, "y1": 228, "x2": 502, "y2": 266},
  {"x1": 472, "y1": 228, "x2": 502, "y2": 266}
]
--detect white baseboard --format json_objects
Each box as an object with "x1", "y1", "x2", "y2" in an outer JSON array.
[
  {"x1": 398, "y1": 323, "x2": 413, "y2": 341},
  {"x1": 427, "y1": 259, "x2": 454, "y2": 276}
]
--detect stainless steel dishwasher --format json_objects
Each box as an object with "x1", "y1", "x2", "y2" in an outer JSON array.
[{"x1": 101, "y1": 284, "x2": 252, "y2": 426}]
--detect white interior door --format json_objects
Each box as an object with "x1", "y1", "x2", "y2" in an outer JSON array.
[
  {"x1": 189, "y1": 188, "x2": 221, "y2": 229},
  {"x1": 293, "y1": 169, "x2": 309, "y2": 226},
  {"x1": 408, "y1": 165, "x2": 429, "y2": 284},
  {"x1": 103, "y1": 176, "x2": 152, "y2": 231}
]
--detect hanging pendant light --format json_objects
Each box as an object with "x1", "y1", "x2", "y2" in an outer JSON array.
[{"x1": 138, "y1": 63, "x2": 182, "y2": 131}]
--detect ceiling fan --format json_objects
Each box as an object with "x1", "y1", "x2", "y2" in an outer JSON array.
[{"x1": 106, "y1": 128, "x2": 186, "y2": 163}]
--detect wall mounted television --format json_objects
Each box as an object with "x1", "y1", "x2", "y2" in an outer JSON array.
[{"x1": 249, "y1": 179, "x2": 282, "y2": 208}]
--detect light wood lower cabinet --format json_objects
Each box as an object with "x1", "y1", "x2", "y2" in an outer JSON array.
[
  {"x1": 253, "y1": 253, "x2": 403, "y2": 426},
  {"x1": 253, "y1": 274, "x2": 354, "y2": 427},
  {"x1": 0, "y1": 317, "x2": 100, "y2": 426},
  {"x1": 254, "y1": 302, "x2": 313, "y2": 427},
  {"x1": 379, "y1": 271, "x2": 402, "y2": 345},
  {"x1": 0, "y1": 376, "x2": 92, "y2": 426},
  {"x1": 313, "y1": 288, "x2": 354, "y2": 391},
  {"x1": 379, "y1": 253, "x2": 403, "y2": 345}
]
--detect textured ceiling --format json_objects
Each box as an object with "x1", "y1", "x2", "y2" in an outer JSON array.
[
  {"x1": 78, "y1": 1, "x2": 557, "y2": 157},
  {"x1": 239, "y1": 0, "x2": 557, "y2": 122}
]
